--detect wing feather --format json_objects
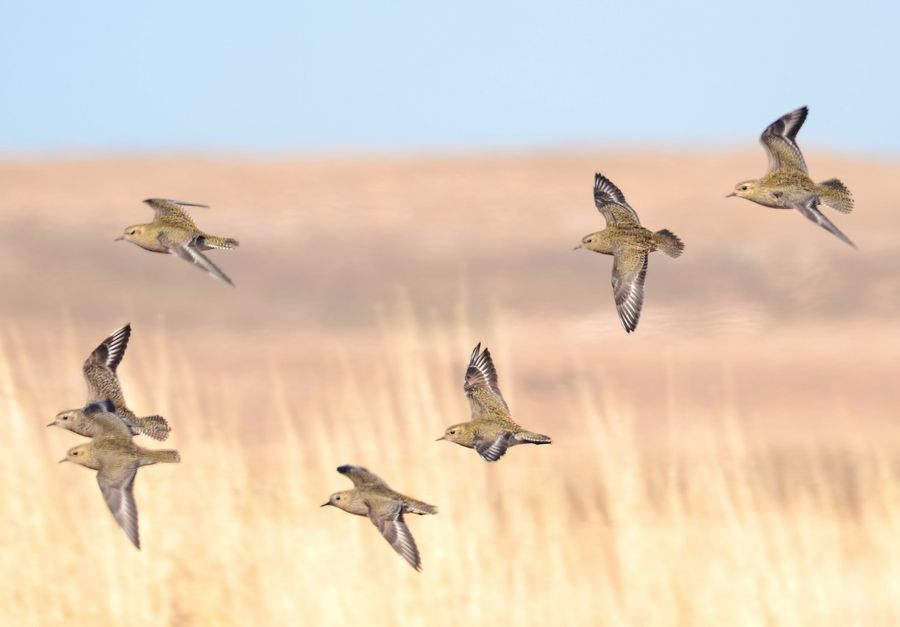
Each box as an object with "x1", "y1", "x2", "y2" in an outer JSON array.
[
  {"x1": 464, "y1": 343, "x2": 510, "y2": 418},
  {"x1": 594, "y1": 173, "x2": 641, "y2": 227},
  {"x1": 96, "y1": 465, "x2": 140, "y2": 549},
  {"x1": 795, "y1": 198, "x2": 855, "y2": 248},
  {"x1": 337, "y1": 465, "x2": 390, "y2": 490},
  {"x1": 760, "y1": 107, "x2": 809, "y2": 174},
  {"x1": 611, "y1": 252, "x2": 649, "y2": 333},
  {"x1": 367, "y1": 502, "x2": 422, "y2": 571},
  {"x1": 474, "y1": 432, "x2": 513, "y2": 462}
]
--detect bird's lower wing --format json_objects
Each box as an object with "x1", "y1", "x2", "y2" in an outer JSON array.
[
  {"x1": 611, "y1": 252, "x2": 649, "y2": 333},
  {"x1": 474, "y1": 431, "x2": 513, "y2": 462},
  {"x1": 97, "y1": 466, "x2": 140, "y2": 549},
  {"x1": 163, "y1": 236, "x2": 234, "y2": 285},
  {"x1": 795, "y1": 199, "x2": 855, "y2": 248},
  {"x1": 368, "y1": 503, "x2": 421, "y2": 571}
]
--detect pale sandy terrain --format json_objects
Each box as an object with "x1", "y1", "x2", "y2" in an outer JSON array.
[{"x1": 0, "y1": 152, "x2": 898, "y2": 625}]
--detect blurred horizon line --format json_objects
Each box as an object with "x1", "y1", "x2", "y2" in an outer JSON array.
[{"x1": 1, "y1": 141, "x2": 897, "y2": 164}]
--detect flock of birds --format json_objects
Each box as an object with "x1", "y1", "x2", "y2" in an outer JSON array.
[{"x1": 48, "y1": 107, "x2": 856, "y2": 569}]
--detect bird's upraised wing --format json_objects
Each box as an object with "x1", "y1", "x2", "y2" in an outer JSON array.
[
  {"x1": 760, "y1": 107, "x2": 809, "y2": 174},
  {"x1": 337, "y1": 465, "x2": 390, "y2": 490},
  {"x1": 143, "y1": 198, "x2": 205, "y2": 228},
  {"x1": 464, "y1": 343, "x2": 510, "y2": 419},
  {"x1": 593, "y1": 173, "x2": 641, "y2": 227},
  {"x1": 82, "y1": 324, "x2": 129, "y2": 405}
]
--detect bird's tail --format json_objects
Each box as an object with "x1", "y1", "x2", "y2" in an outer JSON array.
[
  {"x1": 652, "y1": 229, "x2": 685, "y2": 258},
  {"x1": 143, "y1": 448, "x2": 181, "y2": 464},
  {"x1": 136, "y1": 415, "x2": 171, "y2": 441},
  {"x1": 517, "y1": 431, "x2": 552, "y2": 445},
  {"x1": 404, "y1": 499, "x2": 438, "y2": 516},
  {"x1": 200, "y1": 234, "x2": 240, "y2": 250},
  {"x1": 818, "y1": 179, "x2": 853, "y2": 213}
]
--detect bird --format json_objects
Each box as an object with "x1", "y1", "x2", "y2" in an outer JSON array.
[
  {"x1": 48, "y1": 323, "x2": 170, "y2": 441},
  {"x1": 117, "y1": 198, "x2": 240, "y2": 285},
  {"x1": 321, "y1": 465, "x2": 437, "y2": 571},
  {"x1": 58, "y1": 402, "x2": 180, "y2": 549},
  {"x1": 727, "y1": 106, "x2": 855, "y2": 247},
  {"x1": 574, "y1": 173, "x2": 684, "y2": 333},
  {"x1": 437, "y1": 343, "x2": 551, "y2": 462}
]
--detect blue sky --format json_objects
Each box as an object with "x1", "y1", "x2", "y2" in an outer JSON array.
[{"x1": 2, "y1": 0, "x2": 898, "y2": 154}]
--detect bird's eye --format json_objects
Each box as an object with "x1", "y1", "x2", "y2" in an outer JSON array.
[
  {"x1": 740, "y1": 185, "x2": 748, "y2": 191},
  {"x1": 72, "y1": 451, "x2": 78, "y2": 456},
  {"x1": 62, "y1": 416, "x2": 68, "y2": 421}
]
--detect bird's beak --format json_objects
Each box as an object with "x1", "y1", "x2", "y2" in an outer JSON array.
[
  {"x1": 46, "y1": 421, "x2": 56, "y2": 427},
  {"x1": 320, "y1": 502, "x2": 332, "y2": 507},
  {"x1": 58, "y1": 458, "x2": 68, "y2": 464},
  {"x1": 725, "y1": 192, "x2": 736, "y2": 198},
  {"x1": 573, "y1": 244, "x2": 582, "y2": 251},
  {"x1": 114, "y1": 236, "x2": 124, "y2": 241},
  {"x1": 435, "y1": 436, "x2": 445, "y2": 442}
]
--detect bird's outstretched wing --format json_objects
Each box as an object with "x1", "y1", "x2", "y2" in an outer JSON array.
[
  {"x1": 367, "y1": 500, "x2": 422, "y2": 571},
  {"x1": 474, "y1": 431, "x2": 513, "y2": 462},
  {"x1": 760, "y1": 107, "x2": 809, "y2": 174},
  {"x1": 158, "y1": 233, "x2": 234, "y2": 286},
  {"x1": 611, "y1": 251, "x2": 649, "y2": 333},
  {"x1": 96, "y1": 464, "x2": 140, "y2": 549},
  {"x1": 143, "y1": 198, "x2": 205, "y2": 228},
  {"x1": 795, "y1": 198, "x2": 856, "y2": 248},
  {"x1": 83, "y1": 324, "x2": 129, "y2": 405},
  {"x1": 337, "y1": 465, "x2": 390, "y2": 490},
  {"x1": 593, "y1": 173, "x2": 641, "y2": 227},
  {"x1": 464, "y1": 343, "x2": 510, "y2": 419}
]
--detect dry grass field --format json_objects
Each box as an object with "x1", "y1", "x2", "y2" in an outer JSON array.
[{"x1": 1, "y1": 151, "x2": 899, "y2": 625}]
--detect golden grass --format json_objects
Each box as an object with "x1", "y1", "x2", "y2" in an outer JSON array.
[{"x1": 3, "y1": 309, "x2": 900, "y2": 626}]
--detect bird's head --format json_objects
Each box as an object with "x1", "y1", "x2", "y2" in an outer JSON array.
[
  {"x1": 574, "y1": 232, "x2": 603, "y2": 253},
  {"x1": 116, "y1": 224, "x2": 146, "y2": 243},
  {"x1": 321, "y1": 490, "x2": 357, "y2": 513},
  {"x1": 47, "y1": 408, "x2": 89, "y2": 433},
  {"x1": 59, "y1": 443, "x2": 98, "y2": 469},
  {"x1": 727, "y1": 180, "x2": 760, "y2": 200},
  {"x1": 436, "y1": 423, "x2": 475, "y2": 446}
]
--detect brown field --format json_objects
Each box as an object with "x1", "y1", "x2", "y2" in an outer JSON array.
[{"x1": 1, "y1": 151, "x2": 899, "y2": 625}]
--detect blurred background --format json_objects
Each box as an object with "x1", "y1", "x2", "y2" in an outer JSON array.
[{"x1": 2, "y1": 2, "x2": 899, "y2": 626}]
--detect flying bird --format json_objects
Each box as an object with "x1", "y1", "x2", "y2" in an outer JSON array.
[
  {"x1": 48, "y1": 323, "x2": 170, "y2": 441},
  {"x1": 58, "y1": 401, "x2": 180, "y2": 549},
  {"x1": 322, "y1": 465, "x2": 437, "y2": 571},
  {"x1": 437, "y1": 343, "x2": 551, "y2": 462},
  {"x1": 575, "y1": 173, "x2": 684, "y2": 333},
  {"x1": 117, "y1": 198, "x2": 240, "y2": 285},
  {"x1": 727, "y1": 106, "x2": 855, "y2": 247}
]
